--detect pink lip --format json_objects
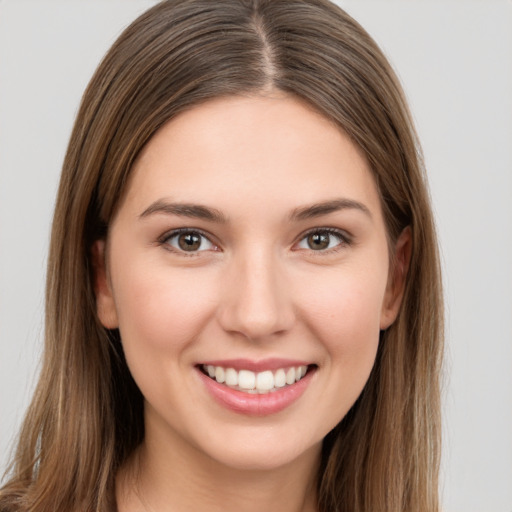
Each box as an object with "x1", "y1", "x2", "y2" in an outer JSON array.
[
  {"x1": 198, "y1": 358, "x2": 311, "y2": 372},
  {"x1": 196, "y1": 365, "x2": 316, "y2": 416}
]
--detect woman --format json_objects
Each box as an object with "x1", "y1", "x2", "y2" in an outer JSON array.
[{"x1": 0, "y1": 0, "x2": 443, "y2": 511}]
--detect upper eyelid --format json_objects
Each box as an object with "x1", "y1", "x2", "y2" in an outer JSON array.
[
  {"x1": 158, "y1": 228, "x2": 221, "y2": 255},
  {"x1": 159, "y1": 227, "x2": 216, "y2": 244},
  {"x1": 157, "y1": 226, "x2": 351, "y2": 250},
  {"x1": 292, "y1": 228, "x2": 352, "y2": 254},
  {"x1": 296, "y1": 226, "x2": 352, "y2": 243}
]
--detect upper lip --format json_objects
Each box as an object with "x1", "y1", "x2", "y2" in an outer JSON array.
[{"x1": 197, "y1": 358, "x2": 313, "y2": 372}]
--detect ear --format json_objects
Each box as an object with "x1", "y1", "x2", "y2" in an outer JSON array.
[
  {"x1": 380, "y1": 226, "x2": 412, "y2": 330},
  {"x1": 91, "y1": 239, "x2": 119, "y2": 329}
]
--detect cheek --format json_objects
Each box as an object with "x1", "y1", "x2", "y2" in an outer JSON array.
[
  {"x1": 302, "y1": 265, "x2": 386, "y2": 335},
  {"x1": 111, "y1": 261, "x2": 217, "y2": 355},
  {"x1": 299, "y1": 273, "x2": 384, "y2": 428},
  {"x1": 299, "y1": 267, "x2": 386, "y2": 380}
]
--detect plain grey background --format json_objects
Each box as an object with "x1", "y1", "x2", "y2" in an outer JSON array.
[{"x1": 0, "y1": 1, "x2": 511, "y2": 511}]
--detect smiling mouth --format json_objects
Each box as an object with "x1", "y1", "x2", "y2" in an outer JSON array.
[{"x1": 199, "y1": 364, "x2": 315, "y2": 394}]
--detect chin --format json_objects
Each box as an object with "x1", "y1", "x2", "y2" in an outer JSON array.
[{"x1": 194, "y1": 426, "x2": 323, "y2": 472}]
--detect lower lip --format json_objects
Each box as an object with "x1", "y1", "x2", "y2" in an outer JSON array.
[{"x1": 196, "y1": 367, "x2": 315, "y2": 416}]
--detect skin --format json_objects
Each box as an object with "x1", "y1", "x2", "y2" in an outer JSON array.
[{"x1": 94, "y1": 93, "x2": 410, "y2": 512}]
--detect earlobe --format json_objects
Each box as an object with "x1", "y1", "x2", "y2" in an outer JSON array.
[
  {"x1": 91, "y1": 239, "x2": 119, "y2": 329},
  {"x1": 380, "y1": 227, "x2": 412, "y2": 330}
]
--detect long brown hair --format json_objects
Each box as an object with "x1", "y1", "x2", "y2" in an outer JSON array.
[{"x1": 0, "y1": 1, "x2": 443, "y2": 511}]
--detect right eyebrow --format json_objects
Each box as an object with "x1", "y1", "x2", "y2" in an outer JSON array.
[
  {"x1": 289, "y1": 198, "x2": 372, "y2": 221},
  {"x1": 139, "y1": 200, "x2": 228, "y2": 223}
]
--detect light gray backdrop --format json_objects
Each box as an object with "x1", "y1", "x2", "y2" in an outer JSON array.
[{"x1": 0, "y1": 1, "x2": 511, "y2": 511}]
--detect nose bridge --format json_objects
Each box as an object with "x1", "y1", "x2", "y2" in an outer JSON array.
[{"x1": 218, "y1": 244, "x2": 294, "y2": 340}]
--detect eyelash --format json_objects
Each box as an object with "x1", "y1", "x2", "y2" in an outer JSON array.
[
  {"x1": 158, "y1": 228, "x2": 218, "y2": 256},
  {"x1": 158, "y1": 227, "x2": 351, "y2": 255},
  {"x1": 295, "y1": 227, "x2": 351, "y2": 253}
]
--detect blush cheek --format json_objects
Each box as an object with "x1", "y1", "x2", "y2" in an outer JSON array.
[
  {"x1": 113, "y1": 263, "x2": 218, "y2": 361},
  {"x1": 301, "y1": 274, "x2": 384, "y2": 396},
  {"x1": 305, "y1": 272, "x2": 384, "y2": 335},
  {"x1": 315, "y1": 289, "x2": 382, "y2": 427}
]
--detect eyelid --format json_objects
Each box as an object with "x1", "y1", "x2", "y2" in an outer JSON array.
[
  {"x1": 293, "y1": 227, "x2": 352, "y2": 251},
  {"x1": 158, "y1": 227, "x2": 220, "y2": 253},
  {"x1": 157, "y1": 226, "x2": 351, "y2": 254}
]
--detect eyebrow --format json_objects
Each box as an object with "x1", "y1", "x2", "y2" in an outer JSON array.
[
  {"x1": 139, "y1": 197, "x2": 371, "y2": 223},
  {"x1": 139, "y1": 200, "x2": 228, "y2": 223},
  {"x1": 290, "y1": 198, "x2": 372, "y2": 221}
]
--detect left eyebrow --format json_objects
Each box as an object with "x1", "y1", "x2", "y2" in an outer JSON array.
[{"x1": 289, "y1": 198, "x2": 372, "y2": 221}]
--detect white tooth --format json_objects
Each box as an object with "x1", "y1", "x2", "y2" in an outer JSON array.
[
  {"x1": 295, "y1": 366, "x2": 302, "y2": 382},
  {"x1": 285, "y1": 367, "x2": 296, "y2": 385},
  {"x1": 274, "y1": 368, "x2": 286, "y2": 387},
  {"x1": 238, "y1": 370, "x2": 256, "y2": 390},
  {"x1": 300, "y1": 365, "x2": 307, "y2": 378},
  {"x1": 225, "y1": 368, "x2": 238, "y2": 386},
  {"x1": 256, "y1": 370, "x2": 274, "y2": 391},
  {"x1": 207, "y1": 365, "x2": 216, "y2": 378},
  {"x1": 215, "y1": 366, "x2": 225, "y2": 383}
]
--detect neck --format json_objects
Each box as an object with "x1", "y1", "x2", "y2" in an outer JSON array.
[{"x1": 116, "y1": 418, "x2": 321, "y2": 512}]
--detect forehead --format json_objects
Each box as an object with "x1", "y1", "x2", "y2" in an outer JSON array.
[{"x1": 121, "y1": 94, "x2": 382, "y2": 222}]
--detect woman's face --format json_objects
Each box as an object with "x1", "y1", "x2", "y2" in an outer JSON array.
[{"x1": 96, "y1": 94, "x2": 407, "y2": 471}]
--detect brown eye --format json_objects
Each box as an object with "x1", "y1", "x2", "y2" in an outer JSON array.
[
  {"x1": 178, "y1": 232, "x2": 201, "y2": 251},
  {"x1": 307, "y1": 232, "x2": 330, "y2": 250},
  {"x1": 296, "y1": 229, "x2": 348, "y2": 252},
  {"x1": 164, "y1": 230, "x2": 215, "y2": 253}
]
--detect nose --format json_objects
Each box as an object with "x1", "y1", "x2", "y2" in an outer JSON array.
[{"x1": 217, "y1": 249, "x2": 295, "y2": 341}]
